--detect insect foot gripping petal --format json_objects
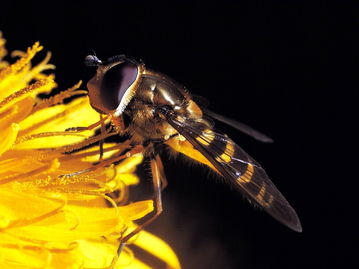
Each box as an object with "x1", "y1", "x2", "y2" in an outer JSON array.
[{"x1": 117, "y1": 154, "x2": 164, "y2": 257}]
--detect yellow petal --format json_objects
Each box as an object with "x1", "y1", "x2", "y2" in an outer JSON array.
[
  {"x1": 77, "y1": 239, "x2": 116, "y2": 268},
  {"x1": 0, "y1": 246, "x2": 51, "y2": 268},
  {"x1": 79, "y1": 240, "x2": 152, "y2": 269},
  {"x1": 6, "y1": 207, "x2": 118, "y2": 242},
  {"x1": 43, "y1": 246, "x2": 83, "y2": 269},
  {"x1": 0, "y1": 154, "x2": 48, "y2": 176},
  {"x1": 117, "y1": 252, "x2": 152, "y2": 269},
  {"x1": 5, "y1": 200, "x2": 153, "y2": 242},
  {"x1": 115, "y1": 154, "x2": 144, "y2": 174},
  {"x1": 0, "y1": 234, "x2": 83, "y2": 269},
  {"x1": 118, "y1": 200, "x2": 154, "y2": 220},
  {"x1": 116, "y1": 173, "x2": 140, "y2": 186},
  {"x1": 0, "y1": 42, "x2": 42, "y2": 85},
  {"x1": 81, "y1": 143, "x2": 121, "y2": 162},
  {"x1": 0, "y1": 123, "x2": 19, "y2": 156},
  {"x1": 134, "y1": 230, "x2": 181, "y2": 269},
  {"x1": 15, "y1": 97, "x2": 99, "y2": 149},
  {"x1": 0, "y1": 189, "x2": 64, "y2": 229},
  {"x1": 0, "y1": 97, "x2": 34, "y2": 130},
  {"x1": 0, "y1": 38, "x2": 181, "y2": 269},
  {"x1": 0, "y1": 79, "x2": 55, "y2": 113}
]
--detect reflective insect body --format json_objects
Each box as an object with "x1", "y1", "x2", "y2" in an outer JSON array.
[{"x1": 85, "y1": 54, "x2": 302, "y2": 250}]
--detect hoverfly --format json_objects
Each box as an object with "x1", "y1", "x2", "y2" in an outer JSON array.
[{"x1": 83, "y1": 54, "x2": 302, "y2": 253}]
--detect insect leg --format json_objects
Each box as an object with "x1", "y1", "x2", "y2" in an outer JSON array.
[
  {"x1": 155, "y1": 154, "x2": 168, "y2": 191},
  {"x1": 65, "y1": 114, "x2": 109, "y2": 132},
  {"x1": 99, "y1": 113, "x2": 106, "y2": 161},
  {"x1": 59, "y1": 144, "x2": 144, "y2": 178},
  {"x1": 117, "y1": 154, "x2": 164, "y2": 257}
]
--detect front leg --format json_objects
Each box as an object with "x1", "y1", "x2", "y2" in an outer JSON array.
[
  {"x1": 59, "y1": 142, "x2": 141, "y2": 178},
  {"x1": 65, "y1": 114, "x2": 109, "y2": 132}
]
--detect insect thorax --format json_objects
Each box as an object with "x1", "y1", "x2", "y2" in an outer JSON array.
[{"x1": 122, "y1": 75, "x2": 191, "y2": 144}]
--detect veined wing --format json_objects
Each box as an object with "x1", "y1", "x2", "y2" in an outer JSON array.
[
  {"x1": 165, "y1": 115, "x2": 302, "y2": 232},
  {"x1": 204, "y1": 109, "x2": 274, "y2": 143}
]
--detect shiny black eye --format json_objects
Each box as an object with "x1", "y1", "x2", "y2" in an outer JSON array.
[{"x1": 100, "y1": 62, "x2": 138, "y2": 110}]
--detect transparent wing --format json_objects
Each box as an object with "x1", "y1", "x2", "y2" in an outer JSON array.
[
  {"x1": 165, "y1": 114, "x2": 302, "y2": 232},
  {"x1": 192, "y1": 94, "x2": 273, "y2": 143},
  {"x1": 204, "y1": 109, "x2": 274, "y2": 143}
]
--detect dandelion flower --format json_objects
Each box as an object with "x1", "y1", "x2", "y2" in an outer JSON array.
[{"x1": 0, "y1": 33, "x2": 181, "y2": 269}]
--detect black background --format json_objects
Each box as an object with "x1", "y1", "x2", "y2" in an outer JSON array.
[{"x1": 1, "y1": 1, "x2": 357, "y2": 269}]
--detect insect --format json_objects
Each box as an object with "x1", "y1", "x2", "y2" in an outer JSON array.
[{"x1": 83, "y1": 54, "x2": 302, "y2": 253}]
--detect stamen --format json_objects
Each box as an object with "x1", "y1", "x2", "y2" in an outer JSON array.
[
  {"x1": 18, "y1": 98, "x2": 89, "y2": 136},
  {"x1": 15, "y1": 131, "x2": 86, "y2": 145},
  {"x1": 58, "y1": 143, "x2": 130, "y2": 162},
  {"x1": 31, "y1": 81, "x2": 86, "y2": 114},
  {"x1": 0, "y1": 42, "x2": 43, "y2": 81},
  {"x1": 52, "y1": 130, "x2": 119, "y2": 155},
  {"x1": 0, "y1": 79, "x2": 55, "y2": 110}
]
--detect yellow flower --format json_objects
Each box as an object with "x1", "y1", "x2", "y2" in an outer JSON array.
[{"x1": 0, "y1": 33, "x2": 181, "y2": 269}]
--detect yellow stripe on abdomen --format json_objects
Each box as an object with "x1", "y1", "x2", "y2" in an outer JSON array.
[{"x1": 166, "y1": 136, "x2": 218, "y2": 172}]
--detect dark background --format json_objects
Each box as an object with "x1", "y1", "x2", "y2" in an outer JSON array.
[{"x1": 1, "y1": 1, "x2": 357, "y2": 269}]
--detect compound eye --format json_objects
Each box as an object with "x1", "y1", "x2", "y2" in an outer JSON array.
[{"x1": 100, "y1": 61, "x2": 138, "y2": 110}]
